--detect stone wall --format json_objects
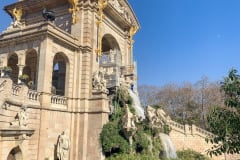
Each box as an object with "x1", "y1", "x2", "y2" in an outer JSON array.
[
  {"x1": 0, "y1": 77, "x2": 109, "y2": 160},
  {"x1": 168, "y1": 120, "x2": 240, "y2": 160}
]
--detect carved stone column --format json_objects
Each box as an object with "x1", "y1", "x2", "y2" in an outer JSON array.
[{"x1": 17, "y1": 65, "x2": 25, "y2": 84}]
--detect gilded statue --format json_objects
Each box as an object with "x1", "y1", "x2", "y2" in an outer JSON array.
[
  {"x1": 12, "y1": 7, "x2": 22, "y2": 22},
  {"x1": 68, "y1": 0, "x2": 79, "y2": 24},
  {"x1": 98, "y1": 0, "x2": 108, "y2": 11},
  {"x1": 129, "y1": 26, "x2": 139, "y2": 48},
  {"x1": 95, "y1": 0, "x2": 108, "y2": 56},
  {"x1": 8, "y1": 7, "x2": 23, "y2": 29}
]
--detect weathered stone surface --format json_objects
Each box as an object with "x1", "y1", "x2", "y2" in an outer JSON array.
[{"x1": 0, "y1": 0, "x2": 139, "y2": 160}]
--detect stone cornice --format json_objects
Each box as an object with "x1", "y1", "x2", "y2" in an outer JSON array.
[
  {"x1": 105, "y1": 0, "x2": 140, "y2": 30},
  {"x1": 0, "y1": 22, "x2": 91, "y2": 52},
  {"x1": 4, "y1": 0, "x2": 68, "y2": 17},
  {"x1": 123, "y1": 0, "x2": 140, "y2": 28},
  {"x1": 0, "y1": 128, "x2": 35, "y2": 137}
]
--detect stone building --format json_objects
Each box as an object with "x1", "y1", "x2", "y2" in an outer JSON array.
[{"x1": 0, "y1": 0, "x2": 139, "y2": 159}]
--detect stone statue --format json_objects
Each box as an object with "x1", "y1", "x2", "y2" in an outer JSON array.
[
  {"x1": 109, "y1": 0, "x2": 125, "y2": 15},
  {"x1": 92, "y1": 68, "x2": 108, "y2": 93},
  {"x1": 42, "y1": 8, "x2": 55, "y2": 21},
  {"x1": 57, "y1": 131, "x2": 70, "y2": 160},
  {"x1": 7, "y1": 7, "x2": 23, "y2": 30},
  {"x1": 122, "y1": 106, "x2": 138, "y2": 151},
  {"x1": 145, "y1": 106, "x2": 170, "y2": 128},
  {"x1": 10, "y1": 107, "x2": 28, "y2": 127}
]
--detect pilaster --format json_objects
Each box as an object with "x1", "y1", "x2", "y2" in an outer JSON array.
[
  {"x1": 37, "y1": 38, "x2": 52, "y2": 107},
  {"x1": 81, "y1": 51, "x2": 91, "y2": 99}
]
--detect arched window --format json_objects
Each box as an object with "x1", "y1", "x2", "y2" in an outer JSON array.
[
  {"x1": 100, "y1": 34, "x2": 122, "y2": 88},
  {"x1": 7, "y1": 146, "x2": 22, "y2": 160},
  {"x1": 101, "y1": 34, "x2": 121, "y2": 65},
  {"x1": 23, "y1": 50, "x2": 38, "y2": 89},
  {"x1": 52, "y1": 53, "x2": 68, "y2": 96},
  {"x1": 7, "y1": 53, "x2": 19, "y2": 84}
]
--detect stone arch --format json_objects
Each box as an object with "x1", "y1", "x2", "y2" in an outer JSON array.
[
  {"x1": 100, "y1": 34, "x2": 122, "y2": 88},
  {"x1": 7, "y1": 53, "x2": 19, "y2": 84},
  {"x1": 101, "y1": 34, "x2": 122, "y2": 65},
  {"x1": 52, "y1": 52, "x2": 69, "y2": 96},
  {"x1": 7, "y1": 146, "x2": 23, "y2": 160},
  {"x1": 23, "y1": 49, "x2": 38, "y2": 89}
]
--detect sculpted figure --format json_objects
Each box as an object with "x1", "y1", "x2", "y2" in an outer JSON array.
[
  {"x1": 122, "y1": 106, "x2": 138, "y2": 149},
  {"x1": 57, "y1": 131, "x2": 70, "y2": 160},
  {"x1": 122, "y1": 106, "x2": 137, "y2": 131},
  {"x1": 7, "y1": 7, "x2": 23, "y2": 30},
  {"x1": 145, "y1": 106, "x2": 170, "y2": 128},
  {"x1": 145, "y1": 106, "x2": 156, "y2": 124},
  {"x1": 10, "y1": 107, "x2": 28, "y2": 127},
  {"x1": 92, "y1": 69, "x2": 108, "y2": 93},
  {"x1": 110, "y1": 0, "x2": 125, "y2": 14}
]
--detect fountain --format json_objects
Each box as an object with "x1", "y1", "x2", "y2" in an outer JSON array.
[
  {"x1": 128, "y1": 89, "x2": 145, "y2": 119},
  {"x1": 160, "y1": 133, "x2": 178, "y2": 159},
  {"x1": 145, "y1": 105, "x2": 178, "y2": 159},
  {"x1": 127, "y1": 89, "x2": 178, "y2": 159}
]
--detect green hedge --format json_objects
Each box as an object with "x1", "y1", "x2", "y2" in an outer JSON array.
[{"x1": 177, "y1": 149, "x2": 210, "y2": 160}]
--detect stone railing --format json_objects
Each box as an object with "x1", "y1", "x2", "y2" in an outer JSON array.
[
  {"x1": 12, "y1": 84, "x2": 21, "y2": 96},
  {"x1": 121, "y1": 65, "x2": 135, "y2": 76},
  {"x1": 168, "y1": 120, "x2": 185, "y2": 130},
  {"x1": 195, "y1": 126, "x2": 214, "y2": 137},
  {"x1": 168, "y1": 120, "x2": 213, "y2": 138},
  {"x1": 27, "y1": 90, "x2": 40, "y2": 101},
  {"x1": 0, "y1": 79, "x2": 7, "y2": 91},
  {"x1": 51, "y1": 95, "x2": 67, "y2": 105}
]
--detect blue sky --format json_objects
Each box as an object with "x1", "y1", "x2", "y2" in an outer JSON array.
[
  {"x1": 1, "y1": 1, "x2": 240, "y2": 86},
  {"x1": 129, "y1": 0, "x2": 240, "y2": 86}
]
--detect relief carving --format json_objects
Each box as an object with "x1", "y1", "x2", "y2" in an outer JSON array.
[
  {"x1": 10, "y1": 107, "x2": 28, "y2": 128},
  {"x1": 92, "y1": 68, "x2": 108, "y2": 93},
  {"x1": 109, "y1": 0, "x2": 132, "y2": 23}
]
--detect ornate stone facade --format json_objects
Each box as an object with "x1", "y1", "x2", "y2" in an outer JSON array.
[{"x1": 0, "y1": 0, "x2": 139, "y2": 160}]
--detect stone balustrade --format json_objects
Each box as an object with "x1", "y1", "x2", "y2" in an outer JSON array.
[
  {"x1": 195, "y1": 126, "x2": 214, "y2": 137},
  {"x1": 0, "y1": 78, "x2": 69, "y2": 108},
  {"x1": 51, "y1": 95, "x2": 67, "y2": 105},
  {"x1": 168, "y1": 120, "x2": 213, "y2": 138},
  {"x1": 11, "y1": 84, "x2": 21, "y2": 96},
  {"x1": 169, "y1": 120, "x2": 185, "y2": 130},
  {"x1": 27, "y1": 90, "x2": 41, "y2": 101}
]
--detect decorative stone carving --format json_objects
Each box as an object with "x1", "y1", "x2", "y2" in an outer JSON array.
[
  {"x1": 109, "y1": 0, "x2": 132, "y2": 23},
  {"x1": 2, "y1": 102, "x2": 10, "y2": 109},
  {"x1": 109, "y1": 0, "x2": 125, "y2": 14},
  {"x1": 92, "y1": 68, "x2": 108, "y2": 93},
  {"x1": 122, "y1": 106, "x2": 138, "y2": 149},
  {"x1": 145, "y1": 105, "x2": 170, "y2": 128},
  {"x1": 57, "y1": 131, "x2": 70, "y2": 160},
  {"x1": 10, "y1": 107, "x2": 28, "y2": 128},
  {"x1": 7, "y1": 7, "x2": 23, "y2": 30}
]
